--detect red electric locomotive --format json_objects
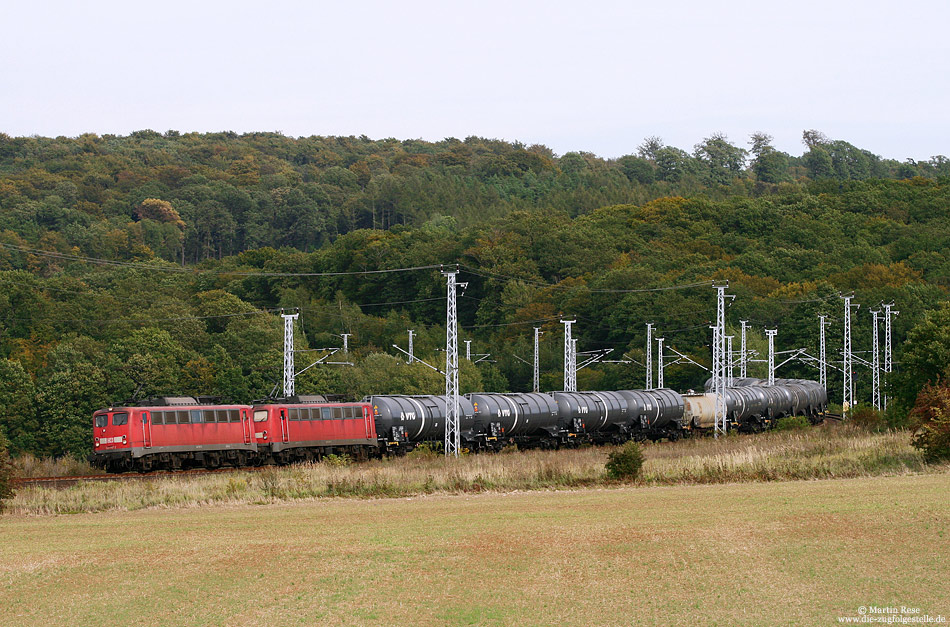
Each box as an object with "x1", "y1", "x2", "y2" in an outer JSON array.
[
  {"x1": 91, "y1": 397, "x2": 255, "y2": 472},
  {"x1": 91, "y1": 395, "x2": 380, "y2": 472},
  {"x1": 251, "y1": 396, "x2": 378, "y2": 463}
]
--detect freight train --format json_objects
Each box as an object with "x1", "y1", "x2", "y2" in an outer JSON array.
[{"x1": 90, "y1": 379, "x2": 827, "y2": 473}]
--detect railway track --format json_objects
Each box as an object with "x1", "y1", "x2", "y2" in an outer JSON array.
[
  {"x1": 17, "y1": 414, "x2": 847, "y2": 490},
  {"x1": 14, "y1": 466, "x2": 253, "y2": 489}
]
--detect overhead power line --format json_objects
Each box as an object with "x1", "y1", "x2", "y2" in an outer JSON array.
[
  {"x1": 459, "y1": 265, "x2": 712, "y2": 294},
  {"x1": 1, "y1": 295, "x2": 447, "y2": 325},
  {"x1": 461, "y1": 316, "x2": 562, "y2": 330},
  {"x1": 0, "y1": 276, "x2": 144, "y2": 302},
  {"x1": 773, "y1": 293, "x2": 843, "y2": 304},
  {"x1": 4, "y1": 243, "x2": 837, "y2": 306},
  {"x1": 2, "y1": 308, "x2": 277, "y2": 325},
  {"x1": 0, "y1": 243, "x2": 442, "y2": 277}
]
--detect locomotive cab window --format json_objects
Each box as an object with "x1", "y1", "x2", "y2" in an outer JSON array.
[
  {"x1": 253, "y1": 410, "x2": 268, "y2": 422},
  {"x1": 112, "y1": 413, "x2": 128, "y2": 426},
  {"x1": 94, "y1": 414, "x2": 107, "y2": 428}
]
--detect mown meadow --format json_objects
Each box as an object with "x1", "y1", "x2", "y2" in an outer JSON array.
[{"x1": 1, "y1": 472, "x2": 948, "y2": 626}]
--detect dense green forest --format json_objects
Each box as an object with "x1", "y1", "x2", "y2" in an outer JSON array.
[{"x1": 1, "y1": 130, "x2": 949, "y2": 459}]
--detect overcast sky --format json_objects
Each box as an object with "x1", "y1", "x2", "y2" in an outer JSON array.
[{"x1": 2, "y1": 0, "x2": 948, "y2": 160}]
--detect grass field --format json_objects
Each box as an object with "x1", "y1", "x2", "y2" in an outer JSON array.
[
  {"x1": 6, "y1": 424, "x2": 934, "y2": 515},
  {"x1": 1, "y1": 473, "x2": 948, "y2": 626}
]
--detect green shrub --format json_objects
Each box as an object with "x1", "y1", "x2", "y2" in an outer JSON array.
[
  {"x1": 850, "y1": 407, "x2": 885, "y2": 432},
  {"x1": 323, "y1": 453, "x2": 352, "y2": 467},
  {"x1": 0, "y1": 439, "x2": 16, "y2": 513},
  {"x1": 774, "y1": 416, "x2": 810, "y2": 431},
  {"x1": 605, "y1": 441, "x2": 644, "y2": 480},
  {"x1": 406, "y1": 442, "x2": 441, "y2": 460},
  {"x1": 883, "y1": 405, "x2": 910, "y2": 431},
  {"x1": 912, "y1": 411, "x2": 950, "y2": 462},
  {"x1": 256, "y1": 467, "x2": 284, "y2": 498},
  {"x1": 909, "y1": 384, "x2": 950, "y2": 463}
]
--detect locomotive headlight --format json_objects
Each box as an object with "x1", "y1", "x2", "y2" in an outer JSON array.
[
  {"x1": 122, "y1": 435, "x2": 127, "y2": 444},
  {"x1": 95, "y1": 437, "x2": 100, "y2": 447}
]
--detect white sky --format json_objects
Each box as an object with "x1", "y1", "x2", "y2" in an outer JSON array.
[{"x1": 2, "y1": 0, "x2": 948, "y2": 160}]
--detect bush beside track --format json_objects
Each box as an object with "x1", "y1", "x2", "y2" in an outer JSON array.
[{"x1": 0, "y1": 451, "x2": 14, "y2": 513}]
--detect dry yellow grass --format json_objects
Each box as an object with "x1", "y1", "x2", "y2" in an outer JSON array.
[
  {"x1": 1, "y1": 473, "x2": 948, "y2": 626},
  {"x1": 13, "y1": 452, "x2": 95, "y2": 478},
  {"x1": 5, "y1": 424, "x2": 934, "y2": 516}
]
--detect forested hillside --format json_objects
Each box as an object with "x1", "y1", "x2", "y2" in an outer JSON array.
[
  {"x1": 1, "y1": 130, "x2": 949, "y2": 458},
  {"x1": 3, "y1": 130, "x2": 949, "y2": 263}
]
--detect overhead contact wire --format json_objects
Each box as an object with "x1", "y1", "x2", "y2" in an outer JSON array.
[{"x1": 0, "y1": 243, "x2": 442, "y2": 277}]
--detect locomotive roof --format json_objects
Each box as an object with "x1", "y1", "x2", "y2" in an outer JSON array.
[{"x1": 140, "y1": 396, "x2": 200, "y2": 406}]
